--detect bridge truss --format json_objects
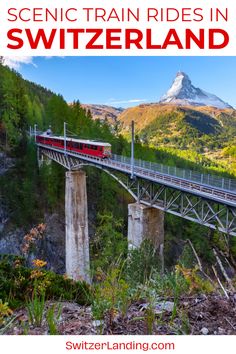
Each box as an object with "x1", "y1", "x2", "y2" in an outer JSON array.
[{"x1": 38, "y1": 145, "x2": 236, "y2": 236}]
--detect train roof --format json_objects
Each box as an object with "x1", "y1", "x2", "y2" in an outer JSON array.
[{"x1": 38, "y1": 134, "x2": 111, "y2": 147}]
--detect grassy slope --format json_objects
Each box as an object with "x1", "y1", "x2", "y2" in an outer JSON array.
[{"x1": 118, "y1": 103, "x2": 236, "y2": 175}]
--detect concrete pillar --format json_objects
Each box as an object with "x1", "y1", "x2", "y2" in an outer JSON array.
[
  {"x1": 65, "y1": 170, "x2": 90, "y2": 283},
  {"x1": 128, "y1": 203, "x2": 164, "y2": 252}
]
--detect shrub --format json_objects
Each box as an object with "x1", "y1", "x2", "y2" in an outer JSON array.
[
  {"x1": 27, "y1": 291, "x2": 45, "y2": 327},
  {"x1": 92, "y1": 267, "x2": 130, "y2": 326},
  {"x1": 46, "y1": 303, "x2": 62, "y2": 335},
  {"x1": 91, "y1": 213, "x2": 127, "y2": 274},
  {"x1": 0, "y1": 299, "x2": 13, "y2": 325},
  {"x1": 175, "y1": 265, "x2": 214, "y2": 294},
  {"x1": 0, "y1": 255, "x2": 91, "y2": 308},
  {"x1": 126, "y1": 240, "x2": 160, "y2": 285}
]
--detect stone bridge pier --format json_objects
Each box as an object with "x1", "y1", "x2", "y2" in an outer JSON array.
[
  {"x1": 128, "y1": 203, "x2": 164, "y2": 266},
  {"x1": 65, "y1": 170, "x2": 90, "y2": 283}
]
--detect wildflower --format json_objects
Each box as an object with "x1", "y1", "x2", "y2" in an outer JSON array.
[
  {"x1": 38, "y1": 223, "x2": 46, "y2": 233},
  {"x1": 13, "y1": 259, "x2": 22, "y2": 268},
  {"x1": 30, "y1": 269, "x2": 43, "y2": 279},
  {"x1": 21, "y1": 224, "x2": 47, "y2": 255},
  {"x1": 32, "y1": 259, "x2": 47, "y2": 268}
]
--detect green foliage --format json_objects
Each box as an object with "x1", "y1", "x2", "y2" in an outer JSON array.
[
  {"x1": 27, "y1": 291, "x2": 45, "y2": 327},
  {"x1": 0, "y1": 255, "x2": 91, "y2": 309},
  {"x1": 0, "y1": 299, "x2": 13, "y2": 325},
  {"x1": 171, "y1": 310, "x2": 191, "y2": 335},
  {"x1": 91, "y1": 213, "x2": 127, "y2": 273},
  {"x1": 126, "y1": 240, "x2": 160, "y2": 286},
  {"x1": 38, "y1": 161, "x2": 65, "y2": 211},
  {"x1": 136, "y1": 105, "x2": 236, "y2": 156},
  {"x1": 176, "y1": 265, "x2": 214, "y2": 294},
  {"x1": 164, "y1": 215, "x2": 215, "y2": 268},
  {"x1": 223, "y1": 145, "x2": 236, "y2": 158},
  {"x1": 92, "y1": 267, "x2": 130, "y2": 325},
  {"x1": 145, "y1": 303, "x2": 156, "y2": 335},
  {"x1": 151, "y1": 270, "x2": 190, "y2": 298},
  {"x1": 1, "y1": 143, "x2": 41, "y2": 225},
  {"x1": 46, "y1": 303, "x2": 62, "y2": 335},
  {"x1": 0, "y1": 64, "x2": 52, "y2": 147}
]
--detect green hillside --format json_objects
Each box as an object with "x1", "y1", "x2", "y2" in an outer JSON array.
[{"x1": 118, "y1": 103, "x2": 236, "y2": 174}]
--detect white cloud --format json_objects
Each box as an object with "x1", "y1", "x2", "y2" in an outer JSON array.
[
  {"x1": 106, "y1": 98, "x2": 147, "y2": 105},
  {"x1": 2, "y1": 56, "x2": 65, "y2": 69},
  {"x1": 3, "y1": 56, "x2": 36, "y2": 69}
]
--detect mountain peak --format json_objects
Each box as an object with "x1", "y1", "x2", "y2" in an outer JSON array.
[
  {"x1": 175, "y1": 71, "x2": 192, "y2": 84},
  {"x1": 176, "y1": 71, "x2": 190, "y2": 78},
  {"x1": 159, "y1": 72, "x2": 232, "y2": 109}
]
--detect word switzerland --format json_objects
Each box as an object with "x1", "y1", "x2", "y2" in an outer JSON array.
[{"x1": 7, "y1": 28, "x2": 229, "y2": 50}]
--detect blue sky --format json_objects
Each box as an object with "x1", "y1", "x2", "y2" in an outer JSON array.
[{"x1": 8, "y1": 56, "x2": 236, "y2": 108}]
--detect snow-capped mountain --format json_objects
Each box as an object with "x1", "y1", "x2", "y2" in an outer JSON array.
[{"x1": 159, "y1": 72, "x2": 232, "y2": 109}]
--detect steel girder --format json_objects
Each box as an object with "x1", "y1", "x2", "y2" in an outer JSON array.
[
  {"x1": 38, "y1": 147, "x2": 236, "y2": 236},
  {"x1": 108, "y1": 172, "x2": 236, "y2": 236}
]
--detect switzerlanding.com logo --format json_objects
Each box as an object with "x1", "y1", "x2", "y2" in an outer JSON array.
[{"x1": 65, "y1": 340, "x2": 175, "y2": 351}]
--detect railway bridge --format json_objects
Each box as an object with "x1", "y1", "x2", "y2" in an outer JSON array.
[{"x1": 36, "y1": 134, "x2": 236, "y2": 283}]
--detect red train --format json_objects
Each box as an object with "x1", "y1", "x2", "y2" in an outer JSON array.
[{"x1": 36, "y1": 134, "x2": 112, "y2": 159}]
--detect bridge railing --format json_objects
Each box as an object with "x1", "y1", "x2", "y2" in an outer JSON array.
[{"x1": 112, "y1": 154, "x2": 236, "y2": 193}]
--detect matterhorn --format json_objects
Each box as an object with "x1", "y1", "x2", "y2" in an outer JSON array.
[{"x1": 159, "y1": 72, "x2": 232, "y2": 109}]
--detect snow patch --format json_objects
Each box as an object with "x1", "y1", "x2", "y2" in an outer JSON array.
[{"x1": 159, "y1": 72, "x2": 232, "y2": 109}]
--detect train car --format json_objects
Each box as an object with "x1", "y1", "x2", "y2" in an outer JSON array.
[{"x1": 36, "y1": 134, "x2": 112, "y2": 159}]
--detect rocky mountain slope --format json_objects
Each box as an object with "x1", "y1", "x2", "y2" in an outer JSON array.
[
  {"x1": 81, "y1": 104, "x2": 124, "y2": 125},
  {"x1": 159, "y1": 72, "x2": 232, "y2": 109}
]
